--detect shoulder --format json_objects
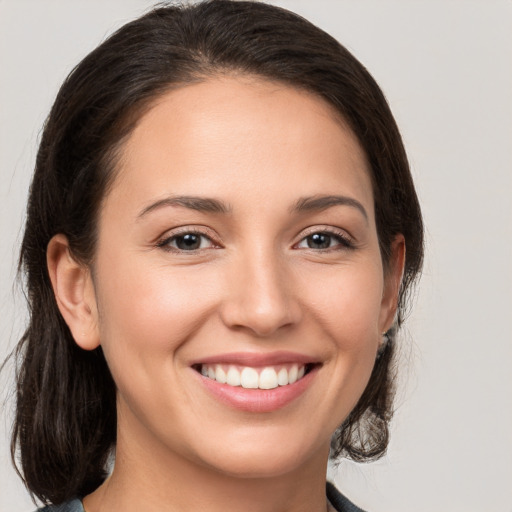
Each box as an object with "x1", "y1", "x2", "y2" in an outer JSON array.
[
  {"x1": 327, "y1": 481, "x2": 367, "y2": 512},
  {"x1": 36, "y1": 499, "x2": 84, "y2": 512}
]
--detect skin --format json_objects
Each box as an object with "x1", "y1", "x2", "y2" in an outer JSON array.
[{"x1": 47, "y1": 76, "x2": 404, "y2": 512}]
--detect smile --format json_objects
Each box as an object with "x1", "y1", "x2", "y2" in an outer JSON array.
[
  {"x1": 191, "y1": 352, "x2": 320, "y2": 412},
  {"x1": 198, "y1": 363, "x2": 309, "y2": 389}
]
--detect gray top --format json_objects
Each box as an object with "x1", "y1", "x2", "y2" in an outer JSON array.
[
  {"x1": 37, "y1": 501, "x2": 83, "y2": 512},
  {"x1": 37, "y1": 482, "x2": 366, "y2": 512}
]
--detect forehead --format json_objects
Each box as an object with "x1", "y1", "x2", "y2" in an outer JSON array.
[{"x1": 107, "y1": 76, "x2": 374, "y2": 217}]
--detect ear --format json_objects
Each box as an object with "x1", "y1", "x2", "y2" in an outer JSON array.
[
  {"x1": 47, "y1": 234, "x2": 100, "y2": 350},
  {"x1": 379, "y1": 234, "x2": 406, "y2": 334}
]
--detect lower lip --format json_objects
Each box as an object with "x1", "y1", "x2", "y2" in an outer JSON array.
[{"x1": 195, "y1": 367, "x2": 318, "y2": 413}]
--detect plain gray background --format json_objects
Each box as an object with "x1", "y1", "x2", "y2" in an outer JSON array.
[{"x1": 1, "y1": 1, "x2": 511, "y2": 511}]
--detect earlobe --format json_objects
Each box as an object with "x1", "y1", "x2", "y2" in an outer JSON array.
[
  {"x1": 379, "y1": 234, "x2": 406, "y2": 333},
  {"x1": 46, "y1": 234, "x2": 100, "y2": 350}
]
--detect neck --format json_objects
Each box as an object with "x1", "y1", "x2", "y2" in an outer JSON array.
[{"x1": 83, "y1": 417, "x2": 331, "y2": 512}]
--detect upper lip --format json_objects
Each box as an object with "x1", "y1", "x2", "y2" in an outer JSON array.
[{"x1": 191, "y1": 351, "x2": 318, "y2": 367}]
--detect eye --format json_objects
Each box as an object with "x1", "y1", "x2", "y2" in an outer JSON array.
[
  {"x1": 296, "y1": 230, "x2": 353, "y2": 251},
  {"x1": 157, "y1": 231, "x2": 217, "y2": 252}
]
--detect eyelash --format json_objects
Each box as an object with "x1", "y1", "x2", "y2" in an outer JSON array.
[
  {"x1": 294, "y1": 227, "x2": 354, "y2": 252},
  {"x1": 156, "y1": 227, "x2": 354, "y2": 253},
  {"x1": 156, "y1": 228, "x2": 219, "y2": 253}
]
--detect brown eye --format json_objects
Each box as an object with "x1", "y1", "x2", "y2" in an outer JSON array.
[
  {"x1": 175, "y1": 233, "x2": 202, "y2": 250},
  {"x1": 306, "y1": 233, "x2": 331, "y2": 249},
  {"x1": 296, "y1": 230, "x2": 353, "y2": 251},
  {"x1": 158, "y1": 231, "x2": 215, "y2": 252}
]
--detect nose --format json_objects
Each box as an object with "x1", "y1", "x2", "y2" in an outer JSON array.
[{"x1": 219, "y1": 249, "x2": 302, "y2": 337}]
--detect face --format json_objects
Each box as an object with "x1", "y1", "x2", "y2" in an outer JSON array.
[{"x1": 86, "y1": 76, "x2": 399, "y2": 478}]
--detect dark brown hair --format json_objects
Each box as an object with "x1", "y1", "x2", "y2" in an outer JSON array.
[{"x1": 12, "y1": 0, "x2": 423, "y2": 504}]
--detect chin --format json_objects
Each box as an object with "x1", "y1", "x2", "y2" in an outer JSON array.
[
  {"x1": 194, "y1": 431, "x2": 329, "y2": 480},
  {"x1": 205, "y1": 453, "x2": 310, "y2": 479}
]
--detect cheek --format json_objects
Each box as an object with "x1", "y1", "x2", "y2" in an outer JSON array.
[
  {"x1": 94, "y1": 257, "x2": 222, "y2": 373},
  {"x1": 289, "y1": 259, "x2": 385, "y2": 429},
  {"x1": 297, "y1": 259, "x2": 384, "y2": 349}
]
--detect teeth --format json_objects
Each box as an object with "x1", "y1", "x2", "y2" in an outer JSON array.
[
  {"x1": 277, "y1": 367, "x2": 288, "y2": 386},
  {"x1": 241, "y1": 367, "x2": 259, "y2": 389},
  {"x1": 200, "y1": 363, "x2": 308, "y2": 389},
  {"x1": 259, "y1": 367, "x2": 278, "y2": 389},
  {"x1": 288, "y1": 364, "x2": 298, "y2": 384},
  {"x1": 226, "y1": 366, "x2": 241, "y2": 386},
  {"x1": 215, "y1": 365, "x2": 227, "y2": 384}
]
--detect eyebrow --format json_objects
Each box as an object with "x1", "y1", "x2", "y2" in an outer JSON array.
[
  {"x1": 291, "y1": 194, "x2": 368, "y2": 222},
  {"x1": 137, "y1": 195, "x2": 232, "y2": 219},
  {"x1": 137, "y1": 193, "x2": 368, "y2": 222}
]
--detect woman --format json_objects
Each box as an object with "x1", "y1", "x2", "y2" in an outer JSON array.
[{"x1": 11, "y1": 1, "x2": 423, "y2": 511}]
